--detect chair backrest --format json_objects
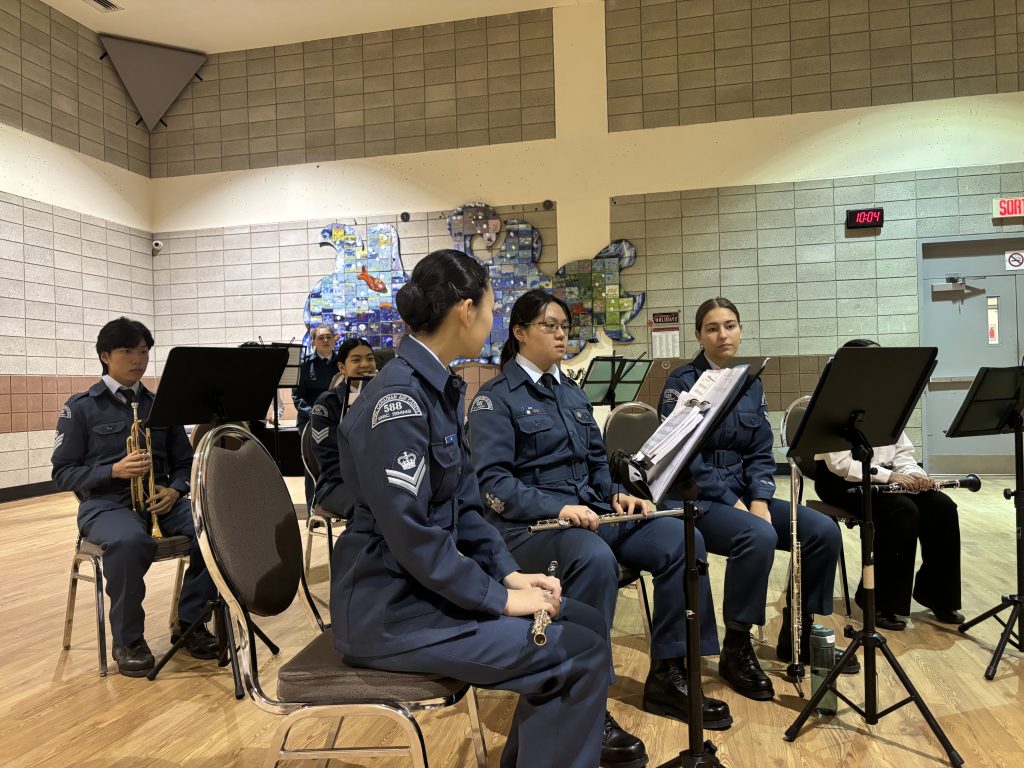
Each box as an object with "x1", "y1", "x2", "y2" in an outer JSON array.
[
  {"x1": 603, "y1": 401, "x2": 660, "y2": 459},
  {"x1": 780, "y1": 396, "x2": 818, "y2": 480},
  {"x1": 193, "y1": 425, "x2": 304, "y2": 619},
  {"x1": 300, "y1": 423, "x2": 320, "y2": 480}
]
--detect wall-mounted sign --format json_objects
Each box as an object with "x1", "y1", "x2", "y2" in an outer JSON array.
[
  {"x1": 1006, "y1": 251, "x2": 1024, "y2": 271},
  {"x1": 993, "y1": 197, "x2": 1024, "y2": 218},
  {"x1": 652, "y1": 311, "x2": 680, "y2": 324},
  {"x1": 845, "y1": 208, "x2": 884, "y2": 229}
]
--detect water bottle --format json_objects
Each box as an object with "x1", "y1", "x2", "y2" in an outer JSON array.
[{"x1": 810, "y1": 623, "x2": 837, "y2": 716}]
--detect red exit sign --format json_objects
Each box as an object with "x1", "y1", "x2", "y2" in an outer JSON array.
[{"x1": 993, "y1": 197, "x2": 1024, "y2": 218}]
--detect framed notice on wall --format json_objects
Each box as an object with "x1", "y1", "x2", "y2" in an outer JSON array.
[{"x1": 650, "y1": 311, "x2": 681, "y2": 358}]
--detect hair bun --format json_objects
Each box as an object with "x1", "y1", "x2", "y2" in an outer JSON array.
[{"x1": 396, "y1": 282, "x2": 429, "y2": 327}]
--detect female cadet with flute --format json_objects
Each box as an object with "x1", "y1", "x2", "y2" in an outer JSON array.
[
  {"x1": 330, "y1": 251, "x2": 609, "y2": 768},
  {"x1": 468, "y1": 288, "x2": 732, "y2": 759},
  {"x1": 658, "y1": 297, "x2": 852, "y2": 702},
  {"x1": 815, "y1": 339, "x2": 965, "y2": 631}
]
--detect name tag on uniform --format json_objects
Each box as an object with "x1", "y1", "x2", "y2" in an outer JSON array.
[
  {"x1": 522, "y1": 406, "x2": 544, "y2": 416},
  {"x1": 444, "y1": 434, "x2": 457, "y2": 446}
]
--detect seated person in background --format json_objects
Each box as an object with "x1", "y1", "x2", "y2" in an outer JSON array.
[
  {"x1": 51, "y1": 317, "x2": 219, "y2": 677},
  {"x1": 332, "y1": 250, "x2": 610, "y2": 768},
  {"x1": 469, "y1": 288, "x2": 732, "y2": 754},
  {"x1": 814, "y1": 338, "x2": 963, "y2": 630},
  {"x1": 658, "y1": 297, "x2": 851, "y2": 702},
  {"x1": 293, "y1": 324, "x2": 339, "y2": 510},
  {"x1": 309, "y1": 337, "x2": 377, "y2": 518}
]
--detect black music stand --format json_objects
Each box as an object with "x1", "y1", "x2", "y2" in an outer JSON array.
[
  {"x1": 611, "y1": 362, "x2": 763, "y2": 768},
  {"x1": 951, "y1": 366, "x2": 1024, "y2": 679},
  {"x1": 268, "y1": 342, "x2": 304, "y2": 464},
  {"x1": 581, "y1": 355, "x2": 652, "y2": 408},
  {"x1": 782, "y1": 346, "x2": 962, "y2": 768},
  {"x1": 145, "y1": 345, "x2": 288, "y2": 697}
]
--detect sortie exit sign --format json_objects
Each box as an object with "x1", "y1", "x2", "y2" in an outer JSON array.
[{"x1": 993, "y1": 197, "x2": 1024, "y2": 218}]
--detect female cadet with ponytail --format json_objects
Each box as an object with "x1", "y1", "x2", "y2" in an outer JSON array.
[
  {"x1": 330, "y1": 251, "x2": 609, "y2": 768},
  {"x1": 467, "y1": 288, "x2": 733, "y2": 761}
]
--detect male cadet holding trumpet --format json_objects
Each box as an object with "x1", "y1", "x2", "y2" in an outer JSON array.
[{"x1": 51, "y1": 318, "x2": 218, "y2": 678}]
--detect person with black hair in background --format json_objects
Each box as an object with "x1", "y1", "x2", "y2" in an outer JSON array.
[
  {"x1": 658, "y1": 297, "x2": 851, "y2": 703},
  {"x1": 468, "y1": 288, "x2": 732, "y2": 760},
  {"x1": 51, "y1": 317, "x2": 219, "y2": 677},
  {"x1": 814, "y1": 339, "x2": 963, "y2": 630},
  {"x1": 309, "y1": 337, "x2": 377, "y2": 519},
  {"x1": 293, "y1": 324, "x2": 338, "y2": 510},
  {"x1": 331, "y1": 251, "x2": 610, "y2": 768}
]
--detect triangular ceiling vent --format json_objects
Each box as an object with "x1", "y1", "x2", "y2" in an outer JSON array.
[{"x1": 99, "y1": 35, "x2": 206, "y2": 132}]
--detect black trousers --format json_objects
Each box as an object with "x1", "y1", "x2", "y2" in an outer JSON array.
[{"x1": 816, "y1": 472, "x2": 961, "y2": 616}]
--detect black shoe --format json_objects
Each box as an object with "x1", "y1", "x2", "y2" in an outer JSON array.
[
  {"x1": 875, "y1": 612, "x2": 907, "y2": 631},
  {"x1": 171, "y1": 621, "x2": 221, "y2": 660},
  {"x1": 642, "y1": 658, "x2": 733, "y2": 731},
  {"x1": 776, "y1": 609, "x2": 860, "y2": 676},
  {"x1": 112, "y1": 637, "x2": 155, "y2": 678},
  {"x1": 927, "y1": 607, "x2": 965, "y2": 625},
  {"x1": 719, "y1": 631, "x2": 774, "y2": 701},
  {"x1": 601, "y1": 711, "x2": 648, "y2": 768}
]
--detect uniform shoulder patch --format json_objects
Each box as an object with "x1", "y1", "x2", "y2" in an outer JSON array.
[
  {"x1": 371, "y1": 392, "x2": 423, "y2": 429},
  {"x1": 662, "y1": 388, "x2": 680, "y2": 402},
  {"x1": 311, "y1": 403, "x2": 330, "y2": 418},
  {"x1": 469, "y1": 395, "x2": 493, "y2": 413},
  {"x1": 384, "y1": 449, "x2": 426, "y2": 496},
  {"x1": 52, "y1": 431, "x2": 64, "y2": 451},
  {"x1": 58, "y1": 404, "x2": 72, "y2": 420},
  {"x1": 311, "y1": 425, "x2": 330, "y2": 444}
]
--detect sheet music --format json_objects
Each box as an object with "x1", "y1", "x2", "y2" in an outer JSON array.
[{"x1": 640, "y1": 365, "x2": 751, "y2": 501}]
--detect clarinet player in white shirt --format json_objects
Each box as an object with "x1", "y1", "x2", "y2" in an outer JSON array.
[{"x1": 813, "y1": 339, "x2": 963, "y2": 631}]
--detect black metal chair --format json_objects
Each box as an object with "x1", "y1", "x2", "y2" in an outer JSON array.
[
  {"x1": 781, "y1": 396, "x2": 855, "y2": 617},
  {"x1": 192, "y1": 424, "x2": 487, "y2": 768},
  {"x1": 300, "y1": 422, "x2": 346, "y2": 581},
  {"x1": 603, "y1": 401, "x2": 661, "y2": 640},
  {"x1": 61, "y1": 534, "x2": 191, "y2": 676}
]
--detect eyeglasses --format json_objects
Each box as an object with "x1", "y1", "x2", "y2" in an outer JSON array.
[{"x1": 525, "y1": 321, "x2": 570, "y2": 334}]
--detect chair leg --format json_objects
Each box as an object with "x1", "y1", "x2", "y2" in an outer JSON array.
[
  {"x1": 635, "y1": 578, "x2": 653, "y2": 645},
  {"x1": 62, "y1": 554, "x2": 85, "y2": 650},
  {"x1": 91, "y1": 556, "x2": 107, "y2": 677},
  {"x1": 313, "y1": 717, "x2": 345, "y2": 768},
  {"x1": 465, "y1": 687, "x2": 488, "y2": 768},
  {"x1": 324, "y1": 517, "x2": 334, "y2": 557},
  {"x1": 169, "y1": 557, "x2": 186, "y2": 629},
  {"x1": 304, "y1": 518, "x2": 318, "y2": 580}
]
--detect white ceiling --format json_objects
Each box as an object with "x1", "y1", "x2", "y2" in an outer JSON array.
[{"x1": 43, "y1": 0, "x2": 576, "y2": 54}]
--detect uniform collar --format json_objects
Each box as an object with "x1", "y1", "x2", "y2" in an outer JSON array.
[
  {"x1": 502, "y1": 357, "x2": 556, "y2": 395},
  {"x1": 691, "y1": 350, "x2": 712, "y2": 373},
  {"x1": 98, "y1": 375, "x2": 147, "y2": 400},
  {"x1": 514, "y1": 353, "x2": 560, "y2": 385},
  {"x1": 397, "y1": 335, "x2": 463, "y2": 397}
]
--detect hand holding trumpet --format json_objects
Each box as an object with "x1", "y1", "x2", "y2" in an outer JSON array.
[{"x1": 111, "y1": 448, "x2": 151, "y2": 480}]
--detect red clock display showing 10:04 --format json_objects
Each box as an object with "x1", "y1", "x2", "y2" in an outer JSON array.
[{"x1": 845, "y1": 208, "x2": 884, "y2": 229}]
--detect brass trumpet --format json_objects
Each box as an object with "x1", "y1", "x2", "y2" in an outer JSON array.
[
  {"x1": 127, "y1": 401, "x2": 162, "y2": 538},
  {"x1": 847, "y1": 474, "x2": 982, "y2": 495}
]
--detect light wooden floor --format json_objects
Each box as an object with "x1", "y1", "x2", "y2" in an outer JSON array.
[{"x1": 2, "y1": 476, "x2": 1023, "y2": 768}]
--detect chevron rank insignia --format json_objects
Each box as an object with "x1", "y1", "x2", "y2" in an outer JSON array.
[
  {"x1": 58, "y1": 404, "x2": 72, "y2": 420},
  {"x1": 384, "y1": 450, "x2": 426, "y2": 496},
  {"x1": 53, "y1": 431, "x2": 64, "y2": 450},
  {"x1": 311, "y1": 425, "x2": 330, "y2": 444},
  {"x1": 371, "y1": 393, "x2": 422, "y2": 429},
  {"x1": 311, "y1": 403, "x2": 329, "y2": 418},
  {"x1": 470, "y1": 395, "x2": 493, "y2": 413}
]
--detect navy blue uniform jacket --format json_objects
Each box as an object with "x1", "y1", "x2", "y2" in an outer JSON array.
[
  {"x1": 51, "y1": 381, "x2": 193, "y2": 527},
  {"x1": 292, "y1": 352, "x2": 337, "y2": 421},
  {"x1": 309, "y1": 385, "x2": 356, "y2": 518},
  {"x1": 467, "y1": 360, "x2": 615, "y2": 549},
  {"x1": 330, "y1": 336, "x2": 521, "y2": 657},
  {"x1": 658, "y1": 351, "x2": 777, "y2": 505}
]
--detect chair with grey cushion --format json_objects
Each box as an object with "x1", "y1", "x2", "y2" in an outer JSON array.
[
  {"x1": 62, "y1": 534, "x2": 191, "y2": 676},
  {"x1": 300, "y1": 423, "x2": 346, "y2": 581},
  {"x1": 192, "y1": 424, "x2": 487, "y2": 768},
  {"x1": 781, "y1": 396, "x2": 855, "y2": 618},
  {"x1": 603, "y1": 401, "x2": 661, "y2": 640}
]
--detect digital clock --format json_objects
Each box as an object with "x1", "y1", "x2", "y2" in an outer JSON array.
[{"x1": 845, "y1": 208, "x2": 884, "y2": 229}]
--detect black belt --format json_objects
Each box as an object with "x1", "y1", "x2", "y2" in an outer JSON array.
[
  {"x1": 517, "y1": 462, "x2": 587, "y2": 485},
  {"x1": 704, "y1": 449, "x2": 742, "y2": 468}
]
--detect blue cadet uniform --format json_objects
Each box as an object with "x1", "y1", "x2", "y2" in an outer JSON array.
[
  {"x1": 309, "y1": 385, "x2": 355, "y2": 519},
  {"x1": 658, "y1": 351, "x2": 841, "y2": 628},
  {"x1": 468, "y1": 356, "x2": 720, "y2": 660},
  {"x1": 51, "y1": 378, "x2": 216, "y2": 646},
  {"x1": 331, "y1": 336, "x2": 609, "y2": 768},
  {"x1": 293, "y1": 351, "x2": 338, "y2": 506}
]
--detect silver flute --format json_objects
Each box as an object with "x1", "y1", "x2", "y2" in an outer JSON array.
[
  {"x1": 787, "y1": 459, "x2": 805, "y2": 696},
  {"x1": 531, "y1": 560, "x2": 559, "y2": 646},
  {"x1": 527, "y1": 507, "x2": 687, "y2": 533}
]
